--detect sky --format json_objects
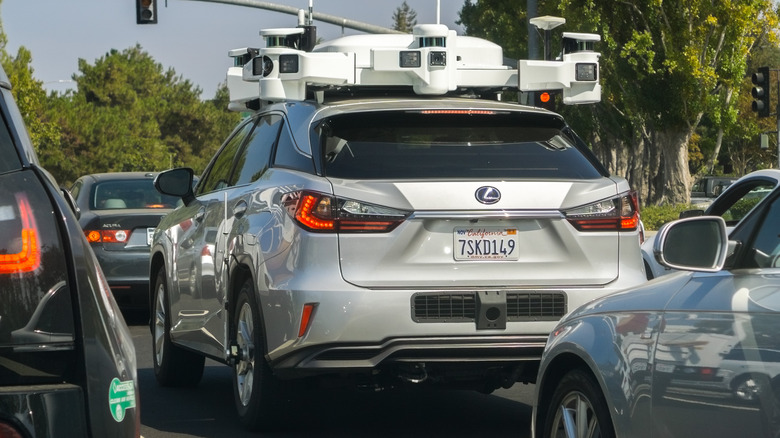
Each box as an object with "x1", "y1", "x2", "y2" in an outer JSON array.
[{"x1": 2, "y1": 0, "x2": 466, "y2": 99}]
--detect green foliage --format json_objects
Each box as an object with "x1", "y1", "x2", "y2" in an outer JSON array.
[
  {"x1": 36, "y1": 46, "x2": 240, "y2": 185},
  {"x1": 459, "y1": 0, "x2": 779, "y2": 205},
  {"x1": 641, "y1": 203, "x2": 697, "y2": 231},
  {"x1": 392, "y1": 1, "x2": 418, "y2": 33}
]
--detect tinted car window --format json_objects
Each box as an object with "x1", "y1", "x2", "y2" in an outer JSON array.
[
  {"x1": 722, "y1": 184, "x2": 775, "y2": 224},
  {"x1": 0, "y1": 112, "x2": 21, "y2": 173},
  {"x1": 232, "y1": 114, "x2": 282, "y2": 186},
  {"x1": 318, "y1": 111, "x2": 604, "y2": 180},
  {"x1": 747, "y1": 195, "x2": 780, "y2": 268},
  {"x1": 199, "y1": 118, "x2": 254, "y2": 194},
  {"x1": 274, "y1": 121, "x2": 315, "y2": 173}
]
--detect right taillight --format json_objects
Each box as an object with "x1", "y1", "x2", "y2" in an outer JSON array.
[
  {"x1": 565, "y1": 191, "x2": 640, "y2": 232},
  {"x1": 0, "y1": 193, "x2": 41, "y2": 274},
  {"x1": 282, "y1": 191, "x2": 410, "y2": 233}
]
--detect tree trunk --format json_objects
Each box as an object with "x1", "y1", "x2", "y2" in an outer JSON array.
[
  {"x1": 705, "y1": 87, "x2": 732, "y2": 175},
  {"x1": 655, "y1": 129, "x2": 694, "y2": 205}
]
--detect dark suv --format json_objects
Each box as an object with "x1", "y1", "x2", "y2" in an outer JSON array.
[{"x1": 0, "y1": 67, "x2": 139, "y2": 436}]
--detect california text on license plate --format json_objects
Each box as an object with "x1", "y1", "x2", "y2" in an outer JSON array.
[{"x1": 454, "y1": 227, "x2": 518, "y2": 261}]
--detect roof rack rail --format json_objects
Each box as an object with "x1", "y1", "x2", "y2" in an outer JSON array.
[{"x1": 226, "y1": 13, "x2": 601, "y2": 111}]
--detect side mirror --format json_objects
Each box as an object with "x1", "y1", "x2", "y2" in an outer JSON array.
[
  {"x1": 154, "y1": 168, "x2": 195, "y2": 206},
  {"x1": 653, "y1": 216, "x2": 728, "y2": 272}
]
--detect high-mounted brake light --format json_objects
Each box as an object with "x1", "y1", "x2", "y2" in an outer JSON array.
[
  {"x1": 416, "y1": 110, "x2": 499, "y2": 115},
  {"x1": 0, "y1": 194, "x2": 41, "y2": 274},
  {"x1": 565, "y1": 191, "x2": 640, "y2": 232},
  {"x1": 283, "y1": 191, "x2": 410, "y2": 233}
]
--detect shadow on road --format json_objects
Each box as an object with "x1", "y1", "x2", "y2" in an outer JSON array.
[{"x1": 139, "y1": 363, "x2": 532, "y2": 437}]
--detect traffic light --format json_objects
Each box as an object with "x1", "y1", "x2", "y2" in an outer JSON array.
[
  {"x1": 751, "y1": 66, "x2": 770, "y2": 118},
  {"x1": 136, "y1": 0, "x2": 157, "y2": 24},
  {"x1": 534, "y1": 91, "x2": 557, "y2": 111}
]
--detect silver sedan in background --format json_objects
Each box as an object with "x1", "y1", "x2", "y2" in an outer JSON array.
[{"x1": 533, "y1": 185, "x2": 780, "y2": 437}]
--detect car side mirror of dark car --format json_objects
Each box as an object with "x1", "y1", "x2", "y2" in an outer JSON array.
[
  {"x1": 154, "y1": 168, "x2": 195, "y2": 206},
  {"x1": 653, "y1": 216, "x2": 728, "y2": 272}
]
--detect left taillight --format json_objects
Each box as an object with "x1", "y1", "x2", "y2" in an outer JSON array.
[
  {"x1": 565, "y1": 191, "x2": 640, "y2": 232},
  {"x1": 282, "y1": 191, "x2": 410, "y2": 233},
  {"x1": 0, "y1": 193, "x2": 41, "y2": 274}
]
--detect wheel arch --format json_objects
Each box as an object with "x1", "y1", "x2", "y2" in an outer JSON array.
[
  {"x1": 226, "y1": 259, "x2": 272, "y2": 359},
  {"x1": 148, "y1": 250, "x2": 167, "y2": 333},
  {"x1": 535, "y1": 352, "x2": 593, "y2": 431}
]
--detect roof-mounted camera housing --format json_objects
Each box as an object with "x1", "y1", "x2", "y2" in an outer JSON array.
[
  {"x1": 226, "y1": 12, "x2": 601, "y2": 110},
  {"x1": 519, "y1": 19, "x2": 601, "y2": 104}
]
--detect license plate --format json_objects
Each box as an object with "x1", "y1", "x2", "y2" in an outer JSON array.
[
  {"x1": 147, "y1": 228, "x2": 155, "y2": 246},
  {"x1": 454, "y1": 227, "x2": 518, "y2": 260}
]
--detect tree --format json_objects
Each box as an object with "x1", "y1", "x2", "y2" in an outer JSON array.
[
  {"x1": 42, "y1": 45, "x2": 240, "y2": 184},
  {"x1": 393, "y1": 1, "x2": 418, "y2": 33},
  {"x1": 458, "y1": 0, "x2": 778, "y2": 205}
]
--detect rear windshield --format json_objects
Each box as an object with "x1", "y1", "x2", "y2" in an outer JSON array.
[
  {"x1": 91, "y1": 178, "x2": 181, "y2": 210},
  {"x1": 317, "y1": 111, "x2": 605, "y2": 180}
]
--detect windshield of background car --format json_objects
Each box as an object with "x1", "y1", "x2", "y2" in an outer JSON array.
[
  {"x1": 316, "y1": 110, "x2": 606, "y2": 180},
  {"x1": 90, "y1": 178, "x2": 181, "y2": 210}
]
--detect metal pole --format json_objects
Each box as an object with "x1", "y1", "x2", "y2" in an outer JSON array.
[{"x1": 180, "y1": 0, "x2": 403, "y2": 34}]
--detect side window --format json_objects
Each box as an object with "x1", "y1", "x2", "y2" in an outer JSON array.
[
  {"x1": 70, "y1": 180, "x2": 83, "y2": 201},
  {"x1": 231, "y1": 114, "x2": 282, "y2": 186},
  {"x1": 746, "y1": 196, "x2": 780, "y2": 268},
  {"x1": 274, "y1": 122, "x2": 315, "y2": 173},
  {"x1": 198, "y1": 119, "x2": 254, "y2": 194},
  {"x1": 0, "y1": 110, "x2": 22, "y2": 174},
  {"x1": 719, "y1": 182, "x2": 776, "y2": 225}
]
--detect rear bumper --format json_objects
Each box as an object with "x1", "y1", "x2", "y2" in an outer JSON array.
[
  {"x1": 92, "y1": 246, "x2": 150, "y2": 309},
  {"x1": 109, "y1": 280, "x2": 149, "y2": 310},
  {"x1": 272, "y1": 334, "x2": 547, "y2": 378}
]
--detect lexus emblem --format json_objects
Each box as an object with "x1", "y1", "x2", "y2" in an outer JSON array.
[{"x1": 475, "y1": 186, "x2": 501, "y2": 204}]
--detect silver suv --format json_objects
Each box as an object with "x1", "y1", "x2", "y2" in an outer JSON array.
[{"x1": 149, "y1": 20, "x2": 646, "y2": 431}]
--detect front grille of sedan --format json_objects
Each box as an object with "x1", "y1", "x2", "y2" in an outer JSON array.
[{"x1": 412, "y1": 291, "x2": 566, "y2": 322}]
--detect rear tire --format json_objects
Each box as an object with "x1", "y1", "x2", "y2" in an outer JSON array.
[
  {"x1": 152, "y1": 267, "x2": 205, "y2": 387},
  {"x1": 232, "y1": 279, "x2": 288, "y2": 431},
  {"x1": 543, "y1": 368, "x2": 615, "y2": 438}
]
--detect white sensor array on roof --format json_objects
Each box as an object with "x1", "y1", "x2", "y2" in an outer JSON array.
[{"x1": 227, "y1": 21, "x2": 601, "y2": 111}]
